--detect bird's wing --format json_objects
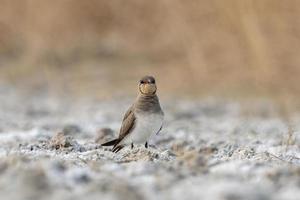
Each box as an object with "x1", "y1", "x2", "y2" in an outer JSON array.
[{"x1": 118, "y1": 105, "x2": 136, "y2": 140}]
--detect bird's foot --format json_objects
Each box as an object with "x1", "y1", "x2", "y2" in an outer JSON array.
[{"x1": 145, "y1": 142, "x2": 148, "y2": 148}]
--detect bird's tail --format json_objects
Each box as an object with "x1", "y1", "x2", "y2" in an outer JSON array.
[{"x1": 101, "y1": 139, "x2": 120, "y2": 146}]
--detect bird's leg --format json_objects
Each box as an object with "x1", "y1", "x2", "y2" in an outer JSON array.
[
  {"x1": 145, "y1": 142, "x2": 148, "y2": 148},
  {"x1": 131, "y1": 143, "x2": 134, "y2": 149},
  {"x1": 156, "y1": 125, "x2": 163, "y2": 135}
]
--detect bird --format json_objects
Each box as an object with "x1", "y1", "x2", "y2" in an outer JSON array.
[{"x1": 101, "y1": 75, "x2": 164, "y2": 153}]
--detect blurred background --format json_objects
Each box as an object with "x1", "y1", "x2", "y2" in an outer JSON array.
[{"x1": 0, "y1": 0, "x2": 300, "y2": 104}]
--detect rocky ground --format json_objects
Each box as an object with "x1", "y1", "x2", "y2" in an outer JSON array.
[{"x1": 0, "y1": 87, "x2": 299, "y2": 200}]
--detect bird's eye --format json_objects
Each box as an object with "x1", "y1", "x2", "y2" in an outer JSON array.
[
  {"x1": 140, "y1": 80, "x2": 145, "y2": 84},
  {"x1": 149, "y1": 79, "x2": 155, "y2": 84}
]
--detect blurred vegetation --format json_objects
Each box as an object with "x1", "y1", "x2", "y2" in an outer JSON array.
[{"x1": 0, "y1": 0, "x2": 300, "y2": 105}]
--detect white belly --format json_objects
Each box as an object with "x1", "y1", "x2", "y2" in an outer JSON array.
[{"x1": 123, "y1": 113, "x2": 163, "y2": 145}]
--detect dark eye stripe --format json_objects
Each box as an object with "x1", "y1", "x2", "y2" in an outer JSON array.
[{"x1": 140, "y1": 79, "x2": 155, "y2": 84}]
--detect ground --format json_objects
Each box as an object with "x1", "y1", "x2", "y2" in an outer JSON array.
[{"x1": 0, "y1": 87, "x2": 299, "y2": 200}]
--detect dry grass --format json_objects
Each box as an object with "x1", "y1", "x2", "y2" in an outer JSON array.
[{"x1": 0, "y1": 0, "x2": 300, "y2": 102}]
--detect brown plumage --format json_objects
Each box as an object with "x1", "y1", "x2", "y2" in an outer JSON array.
[{"x1": 101, "y1": 76, "x2": 164, "y2": 153}]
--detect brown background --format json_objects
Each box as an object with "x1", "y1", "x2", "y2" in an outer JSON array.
[{"x1": 0, "y1": 0, "x2": 299, "y2": 103}]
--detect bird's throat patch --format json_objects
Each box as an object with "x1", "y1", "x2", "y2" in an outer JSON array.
[{"x1": 140, "y1": 84, "x2": 156, "y2": 94}]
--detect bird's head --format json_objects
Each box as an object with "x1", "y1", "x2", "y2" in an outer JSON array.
[{"x1": 138, "y1": 76, "x2": 157, "y2": 95}]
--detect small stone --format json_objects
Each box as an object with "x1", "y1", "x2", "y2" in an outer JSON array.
[
  {"x1": 179, "y1": 150, "x2": 207, "y2": 168},
  {"x1": 49, "y1": 132, "x2": 72, "y2": 149},
  {"x1": 74, "y1": 173, "x2": 91, "y2": 184},
  {"x1": 199, "y1": 146, "x2": 218, "y2": 155},
  {"x1": 51, "y1": 161, "x2": 67, "y2": 172}
]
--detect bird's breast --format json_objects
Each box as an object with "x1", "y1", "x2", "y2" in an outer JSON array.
[{"x1": 131, "y1": 112, "x2": 164, "y2": 143}]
